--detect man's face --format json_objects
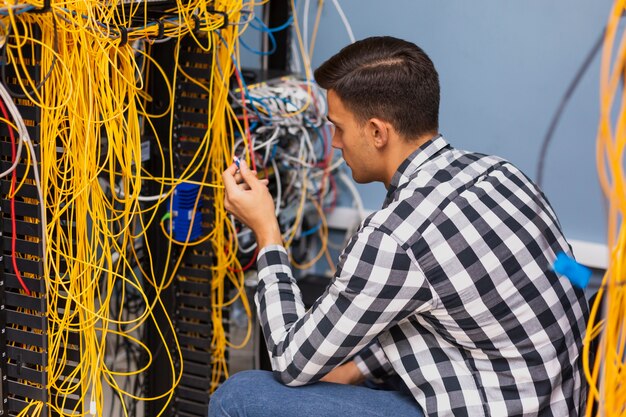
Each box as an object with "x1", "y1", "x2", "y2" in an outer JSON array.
[{"x1": 326, "y1": 90, "x2": 378, "y2": 183}]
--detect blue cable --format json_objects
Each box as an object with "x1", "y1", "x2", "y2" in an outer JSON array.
[
  {"x1": 244, "y1": 16, "x2": 279, "y2": 54},
  {"x1": 0, "y1": 5, "x2": 34, "y2": 15},
  {"x1": 237, "y1": 76, "x2": 266, "y2": 122},
  {"x1": 249, "y1": 121, "x2": 259, "y2": 132},
  {"x1": 233, "y1": 121, "x2": 258, "y2": 139},
  {"x1": 250, "y1": 15, "x2": 293, "y2": 33},
  {"x1": 302, "y1": 116, "x2": 326, "y2": 160},
  {"x1": 240, "y1": 35, "x2": 276, "y2": 56},
  {"x1": 239, "y1": 13, "x2": 291, "y2": 55},
  {"x1": 248, "y1": 96, "x2": 273, "y2": 121},
  {"x1": 309, "y1": 124, "x2": 326, "y2": 160},
  {"x1": 283, "y1": 97, "x2": 306, "y2": 113},
  {"x1": 301, "y1": 221, "x2": 322, "y2": 237}
]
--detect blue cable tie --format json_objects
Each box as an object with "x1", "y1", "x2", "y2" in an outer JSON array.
[{"x1": 552, "y1": 251, "x2": 591, "y2": 289}]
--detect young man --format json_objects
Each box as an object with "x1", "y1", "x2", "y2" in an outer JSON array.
[{"x1": 212, "y1": 36, "x2": 588, "y2": 416}]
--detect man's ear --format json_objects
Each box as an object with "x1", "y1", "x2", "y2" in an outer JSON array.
[{"x1": 367, "y1": 118, "x2": 389, "y2": 149}]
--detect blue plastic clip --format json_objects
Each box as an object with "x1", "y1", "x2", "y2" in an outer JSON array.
[
  {"x1": 233, "y1": 156, "x2": 241, "y2": 169},
  {"x1": 553, "y1": 252, "x2": 591, "y2": 289},
  {"x1": 171, "y1": 182, "x2": 203, "y2": 241}
]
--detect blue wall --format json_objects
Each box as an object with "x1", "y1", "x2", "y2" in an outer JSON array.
[{"x1": 244, "y1": 0, "x2": 614, "y2": 245}]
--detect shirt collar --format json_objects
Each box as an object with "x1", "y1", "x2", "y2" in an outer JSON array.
[{"x1": 384, "y1": 134, "x2": 450, "y2": 204}]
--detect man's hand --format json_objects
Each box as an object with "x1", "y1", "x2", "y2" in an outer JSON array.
[
  {"x1": 320, "y1": 361, "x2": 365, "y2": 385},
  {"x1": 222, "y1": 161, "x2": 282, "y2": 248}
]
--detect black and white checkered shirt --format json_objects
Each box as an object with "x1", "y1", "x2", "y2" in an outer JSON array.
[{"x1": 256, "y1": 135, "x2": 588, "y2": 416}]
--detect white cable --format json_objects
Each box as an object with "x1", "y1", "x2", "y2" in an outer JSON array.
[
  {"x1": 0, "y1": 82, "x2": 48, "y2": 294},
  {"x1": 227, "y1": 88, "x2": 272, "y2": 124},
  {"x1": 253, "y1": 127, "x2": 280, "y2": 152},
  {"x1": 326, "y1": 155, "x2": 345, "y2": 172},
  {"x1": 301, "y1": 125, "x2": 316, "y2": 165},
  {"x1": 290, "y1": 36, "x2": 303, "y2": 75},
  {"x1": 281, "y1": 154, "x2": 315, "y2": 168},
  {"x1": 236, "y1": 228, "x2": 258, "y2": 254},
  {"x1": 311, "y1": 154, "x2": 345, "y2": 178},
  {"x1": 298, "y1": 126, "x2": 307, "y2": 165},
  {"x1": 113, "y1": 185, "x2": 169, "y2": 202},
  {"x1": 244, "y1": 79, "x2": 327, "y2": 126},
  {"x1": 238, "y1": 241, "x2": 258, "y2": 254},
  {"x1": 262, "y1": 5, "x2": 270, "y2": 71},
  {"x1": 303, "y1": 0, "x2": 311, "y2": 59},
  {"x1": 0, "y1": 86, "x2": 25, "y2": 179},
  {"x1": 137, "y1": 193, "x2": 169, "y2": 202},
  {"x1": 262, "y1": 126, "x2": 281, "y2": 166},
  {"x1": 331, "y1": 0, "x2": 356, "y2": 44},
  {"x1": 271, "y1": 158, "x2": 282, "y2": 216}
]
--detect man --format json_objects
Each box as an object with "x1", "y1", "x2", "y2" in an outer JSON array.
[{"x1": 211, "y1": 36, "x2": 588, "y2": 416}]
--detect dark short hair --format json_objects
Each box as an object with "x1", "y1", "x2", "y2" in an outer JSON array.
[{"x1": 314, "y1": 36, "x2": 440, "y2": 139}]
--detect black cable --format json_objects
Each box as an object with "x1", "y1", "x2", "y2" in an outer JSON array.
[{"x1": 535, "y1": 27, "x2": 606, "y2": 188}]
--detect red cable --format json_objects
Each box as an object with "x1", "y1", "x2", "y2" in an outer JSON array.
[
  {"x1": 226, "y1": 246, "x2": 259, "y2": 273},
  {"x1": 240, "y1": 247, "x2": 260, "y2": 272},
  {"x1": 0, "y1": 97, "x2": 32, "y2": 296}
]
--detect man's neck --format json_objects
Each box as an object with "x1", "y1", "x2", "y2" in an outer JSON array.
[{"x1": 383, "y1": 132, "x2": 438, "y2": 189}]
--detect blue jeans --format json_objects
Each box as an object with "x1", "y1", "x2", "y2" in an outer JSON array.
[{"x1": 208, "y1": 370, "x2": 423, "y2": 417}]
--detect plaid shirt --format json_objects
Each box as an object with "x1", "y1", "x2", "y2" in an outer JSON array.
[{"x1": 256, "y1": 135, "x2": 588, "y2": 416}]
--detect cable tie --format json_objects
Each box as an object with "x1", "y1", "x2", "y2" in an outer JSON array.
[
  {"x1": 192, "y1": 15, "x2": 201, "y2": 33},
  {"x1": 208, "y1": 8, "x2": 228, "y2": 29},
  {"x1": 155, "y1": 19, "x2": 164, "y2": 40},
  {"x1": 553, "y1": 252, "x2": 591, "y2": 289},
  {"x1": 118, "y1": 26, "x2": 128, "y2": 47},
  {"x1": 31, "y1": 0, "x2": 50, "y2": 14}
]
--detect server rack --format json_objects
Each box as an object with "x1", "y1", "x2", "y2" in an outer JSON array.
[
  {"x1": 144, "y1": 33, "x2": 217, "y2": 417},
  {"x1": 0, "y1": 26, "x2": 82, "y2": 416},
  {"x1": 1, "y1": 3, "x2": 292, "y2": 415}
]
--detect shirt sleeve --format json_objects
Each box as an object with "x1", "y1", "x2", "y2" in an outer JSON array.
[
  {"x1": 353, "y1": 339, "x2": 395, "y2": 382},
  {"x1": 255, "y1": 225, "x2": 434, "y2": 386}
]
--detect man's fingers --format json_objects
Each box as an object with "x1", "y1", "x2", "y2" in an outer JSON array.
[
  {"x1": 238, "y1": 162, "x2": 259, "y2": 187},
  {"x1": 224, "y1": 162, "x2": 238, "y2": 176},
  {"x1": 222, "y1": 163, "x2": 241, "y2": 194},
  {"x1": 226, "y1": 162, "x2": 267, "y2": 192},
  {"x1": 234, "y1": 171, "x2": 257, "y2": 184}
]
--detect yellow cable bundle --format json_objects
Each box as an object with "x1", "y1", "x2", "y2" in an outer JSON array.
[
  {"x1": 0, "y1": 0, "x2": 261, "y2": 415},
  {"x1": 586, "y1": 0, "x2": 626, "y2": 415}
]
